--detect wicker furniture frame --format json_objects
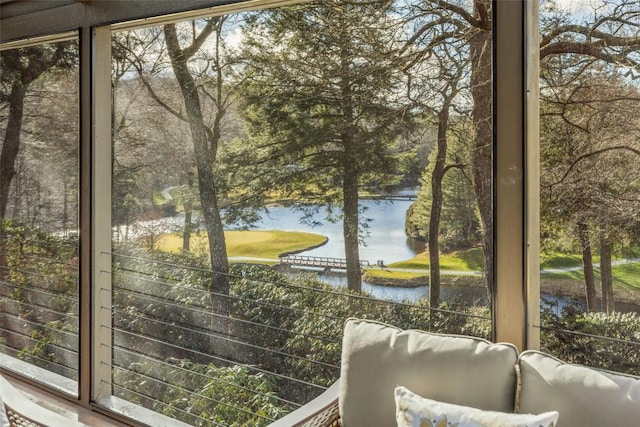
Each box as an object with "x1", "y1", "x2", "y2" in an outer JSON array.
[
  {"x1": 0, "y1": 374, "x2": 86, "y2": 427},
  {"x1": 268, "y1": 382, "x2": 340, "y2": 427}
]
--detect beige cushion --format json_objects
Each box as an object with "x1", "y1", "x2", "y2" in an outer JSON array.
[
  {"x1": 395, "y1": 386, "x2": 559, "y2": 427},
  {"x1": 338, "y1": 318, "x2": 519, "y2": 427},
  {"x1": 518, "y1": 350, "x2": 640, "y2": 427}
]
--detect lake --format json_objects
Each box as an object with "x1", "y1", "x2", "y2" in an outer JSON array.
[{"x1": 247, "y1": 197, "x2": 494, "y2": 305}]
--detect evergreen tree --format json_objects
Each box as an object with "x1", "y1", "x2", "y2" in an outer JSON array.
[{"x1": 238, "y1": 0, "x2": 413, "y2": 292}]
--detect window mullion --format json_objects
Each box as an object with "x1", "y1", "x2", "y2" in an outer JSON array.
[{"x1": 92, "y1": 25, "x2": 113, "y2": 403}]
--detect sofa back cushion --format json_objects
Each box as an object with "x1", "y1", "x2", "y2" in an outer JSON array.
[
  {"x1": 518, "y1": 350, "x2": 640, "y2": 427},
  {"x1": 338, "y1": 318, "x2": 519, "y2": 427}
]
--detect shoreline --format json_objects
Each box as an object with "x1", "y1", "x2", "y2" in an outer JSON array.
[{"x1": 363, "y1": 271, "x2": 640, "y2": 308}]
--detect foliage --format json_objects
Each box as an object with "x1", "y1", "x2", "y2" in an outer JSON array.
[
  {"x1": 0, "y1": 220, "x2": 79, "y2": 376},
  {"x1": 405, "y1": 122, "x2": 480, "y2": 251},
  {"x1": 238, "y1": 0, "x2": 415, "y2": 291},
  {"x1": 541, "y1": 299, "x2": 640, "y2": 376},
  {"x1": 116, "y1": 358, "x2": 289, "y2": 427}
]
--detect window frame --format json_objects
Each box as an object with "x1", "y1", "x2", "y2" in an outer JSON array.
[{"x1": 1, "y1": 0, "x2": 541, "y2": 421}]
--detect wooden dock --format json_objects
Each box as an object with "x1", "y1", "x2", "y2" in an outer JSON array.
[{"x1": 280, "y1": 255, "x2": 370, "y2": 271}]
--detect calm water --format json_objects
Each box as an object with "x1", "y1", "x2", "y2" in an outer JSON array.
[
  {"x1": 248, "y1": 198, "x2": 487, "y2": 304},
  {"x1": 252, "y1": 198, "x2": 424, "y2": 265}
]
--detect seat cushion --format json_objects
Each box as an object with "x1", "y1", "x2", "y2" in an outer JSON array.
[
  {"x1": 518, "y1": 350, "x2": 640, "y2": 427},
  {"x1": 338, "y1": 318, "x2": 519, "y2": 427}
]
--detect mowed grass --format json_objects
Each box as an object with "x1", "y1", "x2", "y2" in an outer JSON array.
[
  {"x1": 156, "y1": 230, "x2": 640, "y2": 290},
  {"x1": 156, "y1": 230, "x2": 327, "y2": 259},
  {"x1": 544, "y1": 262, "x2": 640, "y2": 290},
  {"x1": 372, "y1": 247, "x2": 640, "y2": 290},
  {"x1": 387, "y1": 246, "x2": 484, "y2": 272}
]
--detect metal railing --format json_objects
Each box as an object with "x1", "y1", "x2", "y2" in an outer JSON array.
[
  {"x1": 1, "y1": 230, "x2": 638, "y2": 426},
  {"x1": 107, "y1": 248, "x2": 490, "y2": 426}
]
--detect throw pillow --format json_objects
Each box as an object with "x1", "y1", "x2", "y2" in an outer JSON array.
[{"x1": 395, "y1": 386, "x2": 559, "y2": 427}]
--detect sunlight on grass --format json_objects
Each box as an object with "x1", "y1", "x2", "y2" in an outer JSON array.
[
  {"x1": 542, "y1": 262, "x2": 640, "y2": 290},
  {"x1": 364, "y1": 269, "x2": 425, "y2": 280},
  {"x1": 155, "y1": 231, "x2": 640, "y2": 292},
  {"x1": 540, "y1": 252, "x2": 583, "y2": 269},
  {"x1": 156, "y1": 230, "x2": 327, "y2": 259},
  {"x1": 388, "y1": 246, "x2": 484, "y2": 271}
]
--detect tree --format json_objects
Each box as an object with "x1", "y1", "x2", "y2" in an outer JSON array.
[
  {"x1": 162, "y1": 18, "x2": 232, "y2": 326},
  {"x1": 540, "y1": 69, "x2": 640, "y2": 312},
  {"x1": 0, "y1": 41, "x2": 77, "y2": 221},
  {"x1": 0, "y1": 41, "x2": 77, "y2": 280},
  {"x1": 116, "y1": 18, "x2": 246, "y2": 327},
  {"x1": 402, "y1": 0, "x2": 640, "y2": 303},
  {"x1": 403, "y1": 36, "x2": 470, "y2": 307},
  {"x1": 239, "y1": 0, "x2": 413, "y2": 292}
]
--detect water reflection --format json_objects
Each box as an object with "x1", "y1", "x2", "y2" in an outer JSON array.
[
  {"x1": 300, "y1": 269, "x2": 487, "y2": 305},
  {"x1": 252, "y1": 198, "x2": 424, "y2": 265}
]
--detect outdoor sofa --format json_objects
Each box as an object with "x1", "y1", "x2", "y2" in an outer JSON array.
[{"x1": 269, "y1": 318, "x2": 640, "y2": 427}]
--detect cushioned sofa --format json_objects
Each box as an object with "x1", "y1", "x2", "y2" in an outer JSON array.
[{"x1": 269, "y1": 318, "x2": 640, "y2": 427}]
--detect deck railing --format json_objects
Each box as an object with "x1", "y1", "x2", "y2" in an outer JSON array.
[{"x1": 1, "y1": 231, "x2": 639, "y2": 426}]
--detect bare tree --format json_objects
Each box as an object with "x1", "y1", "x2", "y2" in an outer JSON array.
[{"x1": 403, "y1": 0, "x2": 640, "y2": 303}]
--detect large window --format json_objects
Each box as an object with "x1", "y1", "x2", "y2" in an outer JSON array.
[
  {"x1": 537, "y1": 0, "x2": 640, "y2": 376},
  {"x1": 0, "y1": 35, "x2": 80, "y2": 395},
  {"x1": 102, "y1": 1, "x2": 494, "y2": 424},
  {"x1": 0, "y1": 0, "x2": 637, "y2": 426}
]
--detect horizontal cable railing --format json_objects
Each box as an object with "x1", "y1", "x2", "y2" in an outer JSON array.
[
  {"x1": 0, "y1": 229, "x2": 80, "y2": 382},
  {"x1": 107, "y1": 248, "x2": 491, "y2": 426}
]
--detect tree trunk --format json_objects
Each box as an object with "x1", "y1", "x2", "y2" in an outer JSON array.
[
  {"x1": 164, "y1": 25, "x2": 230, "y2": 333},
  {"x1": 182, "y1": 175, "x2": 194, "y2": 252},
  {"x1": 578, "y1": 222, "x2": 597, "y2": 311},
  {"x1": 469, "y1": 23, "x2": 494, "y2": 301},
  {"x1": 343, "y1": 148, "x2": 362, "y2": 293},
  {"x1": 599, "y1": 228, "x2": 614, "y2": 313},
  {"x1": 182, "y1": 210, "x2": 192, "y2": 252},
  {"x1": 428, "y1": 103, "x2": 453, "y2": 309},
  {"x1": 0, "y1": 82, "x2": 28, "y2": 280},
  {"x1": 0, "y1": 83, "x2": 27, "y2": 221},
  {"x1": 340, "y1": 42, "x2": 362, "y2": 293}
]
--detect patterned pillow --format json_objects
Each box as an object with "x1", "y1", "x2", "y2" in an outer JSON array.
[{"x1": 395, "y1": 386, "x2": 559, "y2": 427}]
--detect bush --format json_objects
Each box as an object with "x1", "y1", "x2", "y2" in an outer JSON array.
[{"x1": 541, "y1": 300, "x2": 640, "y2": 376}]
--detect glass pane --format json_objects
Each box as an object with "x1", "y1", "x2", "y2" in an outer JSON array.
[
  {"x1": 0, "y1": 37, "x2": 80, "y2": 394},
  {"x1": 109, "y1": 1, "x2": 492, "y2": 424},
  {"x1": 539, "y1": 0, "x2": 640, "y2": 374}
]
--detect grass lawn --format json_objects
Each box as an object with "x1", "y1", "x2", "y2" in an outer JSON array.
[
  {"x1": 155, "y1": 230, "x2": 640, "y2": 291},
  {"x1": 544, "y1": 262, "x2": 640, "y2": 290},
  {"x1": 370, "y1": 247, "x2": 640, "y2": 291},
  {"x1": 386, "y1": 246, "x2": 484, "y2": 271},
  {"x1": 156, "y1": 230, "x2": 327, "y2": 260},
  {"x1": 364, "y1": 269, "x2": 425, "y2": 280}
]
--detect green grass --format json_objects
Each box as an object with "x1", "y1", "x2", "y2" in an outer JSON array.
[
  {"x1": 153, "y1": 191, "x2": 166, "y2": 204},
  {"x1": 540, "y1": 251, "x2": 583, "y2": 269},
  {"x1": 364, "y1": 269, "x2": 425, "y2": 280},
  {"x1": 155, "y1": 230, "x2": 640, "y2": 291},
  {"x1": 156, "y1": 230, "x2": 327, "y2": 260},
  {"x1": 388, "y1": 246, "x2": 484, "y2": 271},
  {"x1": 544, "y1": 262, "x2": 640, "y2": 290}
]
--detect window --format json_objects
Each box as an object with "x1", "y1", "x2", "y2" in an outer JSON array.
[
  {"x1": 538, "y1": 0, "x2": 640, "y2": 375},
  {"x1": 102, "y1": 1, "x2": 494, "y2": 424},
  {"x1": 0, "y1": 34, "x2": 80, "y2": 395},
  {"x1": 3, "y1": 1, "x2": 636, "y2": 427}
]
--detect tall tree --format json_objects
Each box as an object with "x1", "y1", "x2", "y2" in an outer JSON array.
[
  {"x1": 162, "y1": 18, "x2": 231, "y2": 324},
  {"x1": 0, "y1": 41, "x2": 76, "y2": 280},
  {"x1": 403, "y1": 0, "x2": 640, "y2": 301},
  {"x1": 541, "y1": 68, "x2": 640, "y2": 312},
  {"x1": 404, "y1": 39, "x2": 469, "y2": 307},
  {"x1": 239, "y1": 0, "x2": 412, "y2": 292},
  {"x1": 0, "y1": 42, "x2": 76, "y2": 221}
]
